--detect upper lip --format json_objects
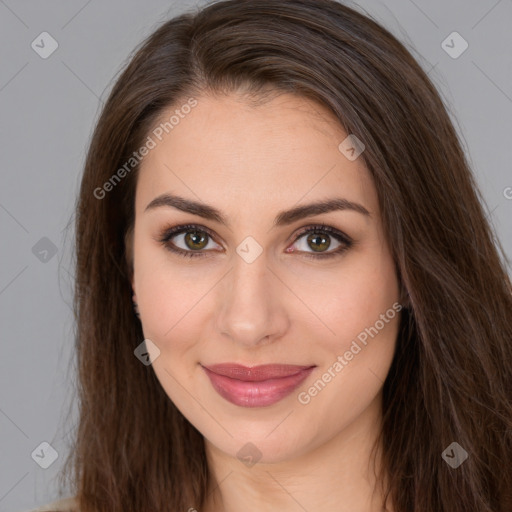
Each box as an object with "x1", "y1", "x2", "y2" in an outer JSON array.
[{"x1": 202, "y1": 363, "x2": 315, "y2": 381}]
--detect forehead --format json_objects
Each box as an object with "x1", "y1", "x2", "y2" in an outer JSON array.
[{"x1": 135, "y1": 92, "x2": 378, "y2": 220}]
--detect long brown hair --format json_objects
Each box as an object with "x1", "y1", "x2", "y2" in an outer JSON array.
[{"x1": 58, "y1": 0, "x2": 512, "y2": 510}]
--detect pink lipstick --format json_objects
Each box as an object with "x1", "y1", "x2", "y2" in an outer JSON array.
[{"x1": 201, "y1": 363, "x2": 315, "y2": 407}]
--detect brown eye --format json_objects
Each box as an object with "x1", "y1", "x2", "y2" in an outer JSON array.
[
  {"x1": 158, "y1": 224, "x2": 222, "y2": 259},
  {"x1": 159, "y1": 223, "x2": 352, "y2": 260},
  {"x1": 289, "y1": 224, "x2": 353, "y2": 259},
  {"x1": 306, "y1": 233, "x2": 331, "y2": 252},
  {"x1": 183, "y1": 230, "x2": 209, "y2": 250}
]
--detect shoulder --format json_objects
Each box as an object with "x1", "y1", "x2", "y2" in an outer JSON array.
[{"x1": 22, "y1": 496, "x2": 79, "y2": 512}]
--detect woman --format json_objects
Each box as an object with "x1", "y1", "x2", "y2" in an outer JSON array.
[{"x1": 28, "y1": 0, "x2": 512, "y2": 511}]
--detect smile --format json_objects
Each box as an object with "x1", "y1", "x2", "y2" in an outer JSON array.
[{"x1": 201, "y1": 363, "x2": 316, "y2": 407}]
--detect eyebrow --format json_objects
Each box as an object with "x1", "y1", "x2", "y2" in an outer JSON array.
[{"x1": 144, "y1": 193, "x2": 371, "y2": 227}]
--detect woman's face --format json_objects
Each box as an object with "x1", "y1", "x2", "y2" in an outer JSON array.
[{"x1": 131, "y1": 91, "x2": 402, "y2": 464}]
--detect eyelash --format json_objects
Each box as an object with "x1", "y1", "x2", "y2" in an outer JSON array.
[{"x1": 157, "y1": 223, "x2": 353, "y2": 260}]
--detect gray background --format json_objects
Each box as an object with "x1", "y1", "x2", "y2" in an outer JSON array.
[{"x1": 0, "y1": 1, "x2": 511, "y2": 510}]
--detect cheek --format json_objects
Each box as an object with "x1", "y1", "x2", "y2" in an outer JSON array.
[
  {"x1": 133, "y1": 244, "x2": 221, "y2": 354},
  {"x1": 293, "y1": 249, "x2": 400, "y2": 352},
  {"x1": 297, "y1": 257, "x2": 401, "y2": 417},
  {"x1": 327, "y1": 256, "x2": 401, "y2": 395},
  {"x1": 137, "y1": 273, "x2": 203, "y2": 343}
]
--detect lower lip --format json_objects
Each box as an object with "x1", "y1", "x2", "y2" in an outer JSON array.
[{"x1": 202, "y1": 366, "x2": 315, "y2": 407}]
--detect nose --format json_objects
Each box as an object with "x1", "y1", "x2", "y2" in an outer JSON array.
[{"x1": 215, "y1": 248, "x2": 289, "y2": 348}]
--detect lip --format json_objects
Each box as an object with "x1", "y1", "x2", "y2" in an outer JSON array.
[{"x1": 201, "y1": 363, "x2": 316, "y2": 407}]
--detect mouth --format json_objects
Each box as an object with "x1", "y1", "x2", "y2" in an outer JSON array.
[{"x1": 201, "y1": 363, "x2": 316, "y2": 407}]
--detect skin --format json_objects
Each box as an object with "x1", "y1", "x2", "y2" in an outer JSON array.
[{"x1": 130, "y1": 91, "x2": 400, "y2": 512}]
